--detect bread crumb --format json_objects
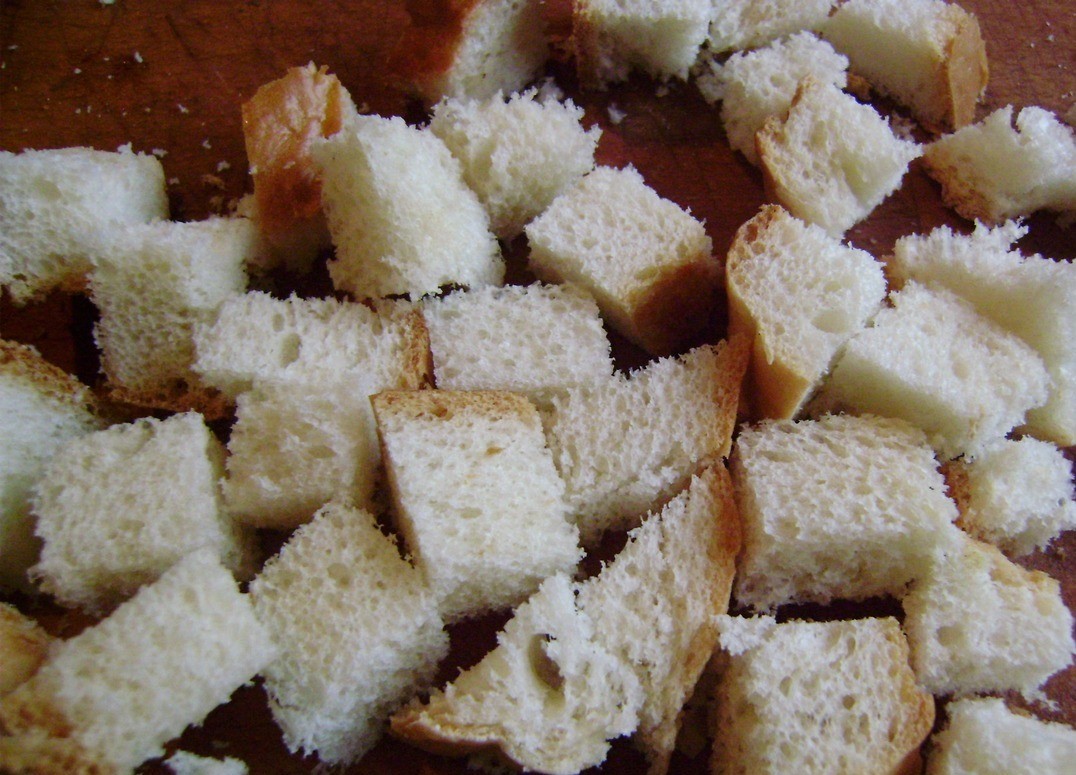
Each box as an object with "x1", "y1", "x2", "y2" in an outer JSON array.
[
  {"x1": 152, "y1": 149, "x2": 168, "y2": 158},
  {"x1": 202, "y1": 138, "x2": 212, "y2": 150},
  {"x1": 133, "y1": 51, "x2": 144, "y2": 64},
  {"x1": 73, "y1": 67, "x2": 81, "y2": 74},
  {"x1": 178, "y1": 104, "x2": 190, "y2": 114},
  {"x1": 216, "y1": 160, "x2": 230, "y2": 172},
  {"x1": 202, "y1": 174, "x2": 226, "y2": 190},
  {"x1": 608, "y1": 103, "x2": 626, "y2": 124},
  {"x1": 168, "y1": 177, "x2": 180, "y2": 186}
]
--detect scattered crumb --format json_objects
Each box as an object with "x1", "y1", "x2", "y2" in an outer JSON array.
[
  {"x1": 536, "y1": 77, "x2": 565, "y2": 103},
  {"x1": 216, "y1": 160, "x2": 231, "y2": 172},
  {"x1": 73, "y1": 67, "x2": 81, "y2": 74},
  {"x1": 99, "y1": 0, "x2": 116, "y2": 5},
  {"x1": 178, "y1": 103, "x2": 190, "y2": 114},
  {"x1": 202, "y1": 174, "x2": 226, "y2": 190},
  {"x1": 1047, "y1": 34, "x2": 1055, "y2": 43},
  {"x1": 202, "y1": 138, "x2": 212, "y2": 149},
  {"x1": 167, "y1": 177, "x2": 181, "y2": 186},
  {"x1": 209, "y1": 195, "x2": 226, "y2": 213},
  {"x1": 607, "y1": 103, "x2": 626, "y2": 125},
  {"x1": 152, "y1": 148, "x2": 168, "y2": 158},
  {"x1": 133, "y1": 51, "x2": 144, "y2": 64}
]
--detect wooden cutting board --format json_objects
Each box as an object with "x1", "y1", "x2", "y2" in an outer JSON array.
[{"x1": 1, "y1": 1, "x2": 1074, "y2": 773}]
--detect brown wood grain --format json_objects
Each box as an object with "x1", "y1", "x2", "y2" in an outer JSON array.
[{"x1": 1, "y1": 1, "x2": 1075, "y2": 773}]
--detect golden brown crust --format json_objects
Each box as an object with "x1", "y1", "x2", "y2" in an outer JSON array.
[
  {"x1": 710, "y1": 333, "x2": 751, "y2": 460},
  {"x1": 0, "y1": 606, "x2": 52, "y2": 698},
  {"x1": 397, "y1": 309, "x2": 436, "y2": 391},
  {"x1": 0, "y1": 730, "x2": 111, "y2": 775},
  {"x1": 0, "y1": 340, "x2": 96, "y2": 415},
  {"x1": 102, "y1": 379, "x2": 234, "y2": 423},
  {"x1": 372, "y1": 388, "x2": 539, "y2": 429},
  {"x1": 627, "y1": 256, "x2": 723, "y2": 358},
  {"x1": 942, "y1": 10, "x2": 989, "y2": 131},
  {"x1": 920, "y1": 143, "x2": 999, "y2": 224}
]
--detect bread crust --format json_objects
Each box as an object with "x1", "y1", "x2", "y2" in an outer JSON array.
[{"x1": 942, "y1": 10, "x2": 989, "y2": 131}]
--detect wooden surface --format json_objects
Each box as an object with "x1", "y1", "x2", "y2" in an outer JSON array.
[{"x1": 1, "y1": 1, "x2": 1075, "y2": 773}]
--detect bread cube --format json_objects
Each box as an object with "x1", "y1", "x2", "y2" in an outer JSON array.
[
  {"x1": 250, "y1": 500, "x2": 448, "y2": 765},
  {"x1": 710, "y1": 615, "x2": 934, "y2": 775},
  {"x1": 0, "y1": 146, "x2": 167, "y2": 304},
  {"x1": 731, "y1": 413, "x2": 959, "y2": 610},
  {"x1": 726, "y1": 205, "x2": 887, "y2": 419},
  {"x1": 902, "y1": 534, "x2": 1075, "y2": 699},
  {"x1": 312, "y1": 114, "x2": 503, "y2": 300},
  {"x1": 30, "y1": 412, "x2": 254, "y2": 612},
  {"x1": 820, "y1": 282, "x2": 1051, "y2": 459},
  {"x1": 757, "y1": 77, "x2": 921, "y2": 237},
  {"x1": 0, "y1": 603, "x2": 51, "y2": 697},
  {"x1": 373, "y1": 389, "x2": 581, "y2": 622},
  {"x1": 706, "y1": 0, "x2": 837, "y2": 56},
  {"x1": 0, "y1": 549, "x2": 275, "y2": 774},
  {"x1": 429, "y1": 89, "x2": 601, "y2": 239},
  {"x1": 526, "y1": 165, "x2": 720, "y2": 355}
]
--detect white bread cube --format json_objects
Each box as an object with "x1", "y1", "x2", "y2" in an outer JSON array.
[
  {"x1": 429, "y1": 90, "x2": 601, "y2": 239},
  {"x1": 572, "y1": 0, "x2": 710, "y2": 88},
  {"x1": 821, "y1": 0, "x2": 988, "y2": 131},
  {"x1": 726, "y1": 205, "x2": 887, "y2": 419},
  {"x1": 697, "y1": 32, "x2": 849, "y2": 166},
  {"x1": 922, "y1": 105, "x2": 1076, "y2": 223},
  {"x1": 731, "y1": 413, "x2": 959, "y2": 611},
  {"x1": 250, "y1": 500, "x2": 448, "y2": 765},
  {"x1": 0, "y1": 550, "x2": 275, "y2": 773},
  {"x1": 421, "y1": 283, "x2": 614, "y2": 406},
  {"x1": 311, "y1": 114, "x2": 504, "y2": 300},
  {"x1": 0, "y1": 146, "x2": 167, "y2": 304},
  {"x1": 30, "y1": 412, "x2": 254, "y2": 613},
  {"x1": 821, "y1": 282, "x2": 1051, "y2": 459},
  {"x1": 926, "y1": 697, "x2": 1076, "y2": 775},
  {"x1": 0, "y1": 603, "x2": 51, "y2": 697},
  {"x1": 902, "y1": 533, "x2": 1075, "y2": 700},
  {"x1": 525, "y1": 165, "x2": 720, "y2": 356},
  {"x1": 757, "y1": 77, "x2": 922, "y2": 237},
  {"x1": 706, "y1": 0, "x2": 837, "y2": 55},
  {"x1": 888, "y1": 220, "x2": 1076, "y2": 445},
  {"x1": 0, "y1": 341, "x2": 101, "y2": 592},
  {"x1": 710, "y1": 615, "x2": 935, "y2": 775},
  {"x1": 543, "y1": 338, "x2": 748, "y2": 545},
  {"x1": 373, "y1": 389, "x2": 581, "y2": 622}
]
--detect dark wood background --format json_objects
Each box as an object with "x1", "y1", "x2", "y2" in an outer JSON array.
[{"x1": 1, "y1": 1, "x2": 1074, "y2": 772}]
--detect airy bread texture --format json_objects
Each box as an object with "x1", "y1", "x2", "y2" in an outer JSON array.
[
  {"x1": 726, "y1": 205, "x2": 887, "y2": 419},
  {"x1": 925, "y1": 697, "x2": 1076, "y2": 775},
  {"x1": 922, "y1": 105, "x2": 1076, "y2": 223},
  {"x1": 0, "y1": 341, "x2": 101, "y2": 592},
  {"x1": 0, "y1": 146, "x2": 168, "y2": 304},
  {"x1": 542, "y1": 338, "x2": 748, "y2": 545},
  {"x1": 731, "y1": 413, "x2": 959, "y2": 611},
  {"x1": 373, "y1": 389, "x2": 581, "y2": 622},
  {"x1": 819, "y1": 282, "x2": 1051, "y2": 460},
  {"x1": 705, "y1": 0, "x2": 837, "y2": 56},
  {"x1": 757, "y1": 77, "x2": 922, "y2": 237},
  {"x1": 164, "y1": 750, "x2": 249, "y2": 775},
  {"x1": 429, "y1": 89, "x2": 601, "y2": 239},
  {"x1": 0, "y1": 603, "x2": 51, "y2": 697},
  {"x1": 821, "y1": 0, "x2": 988, "y2": 131},
  {"x1": 902, "y1": 532, "x2": 1075, "y2": 700},
  {"x1": 421, "y1": 283, "x2": 614, "y2": 406},
  {"x1": 0, "y1": 549, "x2": 276, "y2": 774},
  {"x1": 30, "y1": 412, "x2": 255, "y2": 613},
  {"x1": 888, "y1": 220, "x2": 1076, "y2": 445},
  {"x1": 710, "y1": 615, "x2": 935, "y2": 775},
  {"x1": 526, "y1": 165, "x2": 720, "y2": 356},
  {"x1": 697, "y1": 32, "x2": 849, "y2": 166},
  {"x1": 311, "y1": 114, "x2": 503, "y2": 300},
  {"x1": 250, "y1": 500, "x2": 448, "y2": 765}
]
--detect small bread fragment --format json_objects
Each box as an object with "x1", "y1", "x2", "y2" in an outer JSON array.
[
  {"x1": 710, "y1": 615, "x2": 935, "y2": 775},
  {"x1": 526, "y1": 165, "x2": 720, "y2": 356},
  {"x1": 164, "y1": 750, "x2": 249, "y2": 775},
  {"x1": 705, "y1": 0, "x2": 837, "y2": 56},
  {"x1": 0, "y1": 604, "x2": 51, "y2": 697},
  {"x1": 726, "y1": 205, "x2": 887, "y2": 419},
  {"x1": 757, "y1": 77, "x2": 922, "y2": 237},
  {"x1": 0, "y1": 146, "x2": 167, "y2": 304},
  {"x1": 821, "y1": 0, "x2": 988, "y2": 132}
]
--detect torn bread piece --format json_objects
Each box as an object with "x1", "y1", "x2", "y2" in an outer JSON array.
[{"x1": 705, "y1": 0, "x2": 837, "y2": 56}]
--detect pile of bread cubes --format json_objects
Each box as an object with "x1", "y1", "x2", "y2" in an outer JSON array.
[{"x1": 2, "y1": 0, "x2": 1076, "y2": 772}]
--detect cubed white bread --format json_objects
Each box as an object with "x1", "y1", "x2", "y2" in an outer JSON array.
[
  {"x1": 0, "y1": 146, "x2": 167, "y2": 304},
  {"x1": 710, "y1": 615, "x2": 935, "y2": 775},
  {"x1": 888, "y1": 220, "x2": 1076, "y2": 445},
  {"x1": 925, "y1": 697, "x2": 1076, "y2": 775},
  {"x1": 165, "y1": 751, "x2": 249, "y2": 775},
  {"x1": 705, "y1": 0, "x2": 837, "y2": 56},
  {"x1": 0, "y1": 604, "x2": 51, "y2": 697},
  {"x1": 821, "y1": 0, "x2": 988, "y2": 131},
  {"x1": 429, "y1": 89, "x2": 601, "y2": 239},
  {"x1": 0, "y1": 549, "x2": 276, "y2": 774},
  {"x1": 902, "y1": 533, "x2": 1075, "y2": 700},
  {"x1": 948, "y1": 437, "x2": 1076, "y2": 557},
  {"x1": 819, "y1": 282, "x2": 1051, "y2": 459},
  {"x1": 757, "y1": 77, "x2": 922, "y2": 237},
  {"x1": 421, "y1": 283, "x2": 614, "y2": 406},
  {"x1": 29, "y1": 412, "x2": 255, "y2": 613},
  {"x1": 525, "y1": 165, "x2": 720, "y2": 356},
  {"x1": 731, "y1": 413, "x2": 959, "y2": 611},
  {"x1": 571, "y1": 0, "x2": 710, "y2": 88},
  {"x1": 542, "y1": 337, "x2": 748, "y2": 545},
  {"x1": 88, "y1": 216, "x2": 253, "y2": 408},
  {"x1": 726, "y1": 205, "x2": 887, "y2": 420},
  {"x1": 222, "y1": 381, "x2": 381, "y2": 530},
  {"x1": 391, "y1": 572, "x2": 643, "y2": 774},
  {"x1": 250, "y1": 500, "x2": 448, "y2": 765},
  {"x1": 373, "y1": 389, "x2": 581, "y2": 622},
  {"x1": 696, "y1": 32, "x2": 849, "y2": 166},
  {"x1": 311, "y1": 114, "x2": 503, "y2": 300},
  {"x1": 577, "y1": 464, "x2": 741, "y2": 772},
  {"x1": 922, "y1": 105, "x2": 1076, "y2": 224},
  {"x1": 193, "y1": 291, "x2": 431, "y2": 400},
  {"x1": 0, "y1": 341, "x2": 101, "y2": 592}
]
